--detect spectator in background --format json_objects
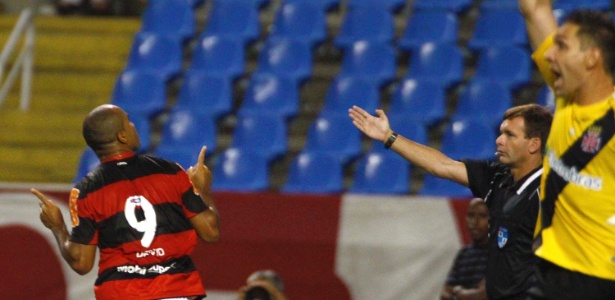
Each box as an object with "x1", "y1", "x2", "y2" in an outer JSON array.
[
  {"x1": 441, "y1": 198, "x2": 489, "y2": 300},
  {"x1": 238, "y1": 269, "x2": 288, "y2": 300},
  {"x1": 349, "y1": 103, "x2": 552, "y2": 299}
]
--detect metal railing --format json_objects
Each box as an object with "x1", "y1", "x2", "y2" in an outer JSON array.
[{"x1": 0, "y1": 4, "x2": 36, "y2": 111}]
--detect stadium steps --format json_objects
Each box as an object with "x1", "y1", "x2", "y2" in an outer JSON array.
[{"x1": 0, "y1": 15, "x2": 139, "y2": 183}]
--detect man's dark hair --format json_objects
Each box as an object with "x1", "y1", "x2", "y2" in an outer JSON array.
[
  {"x1": 503, "y1": 104, "x2": 553, "y2": 154},
  {"x1": 564, "y1": 10, "x2": 615, "y2": 79},
  {"x1": 247, "y1": 269, "x2": 285, "y2": 292},
  {"x1": 82, "y1": 106, "x2": 123, "y2": 151}
]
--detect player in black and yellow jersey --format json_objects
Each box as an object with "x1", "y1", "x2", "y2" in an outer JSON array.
[{"x1": 520, "y1": 0, "x2": 615, "y2": 298}]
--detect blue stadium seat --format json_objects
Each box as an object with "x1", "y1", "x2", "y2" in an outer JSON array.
[
  {"x1": 230, "y1": 112, "x2": 288, "y2": 161},
  {"x1": 451, "y1": 79, "x2": 512, "y2": 129},
  {"x1": 73, "y1": 147, "x2": 99, "y2": 183},
  {"x1": 139, "y1": 0, "x2": 195, "y2": 41},
  {"x1": 238, "y1": 73, "x2": 300, "y2": 119},
  {"x1": 368, "y1": 115, "x2": 428, "y2": 155},
  {"x1": 154, "y1": 109, "x2": 217, "y2": 169},
  {"x1": 419, "y1": 174, "x2": 473, "y2": 197},
  {"x1": 131, "y1": 114, "x2": 152, "y2": 152},
  {"x1": 440, "y1": 119, "x2": 497, "y2": 160},
  {"x1": 536, "y1": 85, "x2": 555, "y2": 112},
  {"x1": 347, "y1": 0, "x2": 407, "y2": 12},
  {"x1": 304, "y1": 112, "x2": 362, "y2": 164},
  {"x1": 174, "y1": 71, "x2": 233, "y2": 121},
  {"x1": 125, "y1": 33, "x2": 183, "y2": 81},
  {"x1": 472, "y1": 46, "x2": 532, "y2": 91},
  {"x1": 211, "y1": 148, "x2": 270, "y2": 192},
  {"x1": 406, "y1": 42, "x2": 463, "y2": 89},
  {"x1": 188, "y1": 35, "x2": 245, "y2": 80},
  {"x1": 281, "y1": 151, "x2": 344, "y2": 194},
  {"x1": 412, "y1": 0, "x2": 472, "y2": 14},
  {"x1": 269, "y1": 2, "x2": 327, "y2": 49},
  {"x1": 349, "y1": 151, "x2": 410, "y2": 194},
  {"x1": 467, "y1": 9, "x2": 527, "y2": 51},
  {"x1": 320, "y1": 75, "x2": 381, "y2": 116},
  {"x1": 553, "y1": 0, "x2": 611, "y2": 12},
  {"x1": 339, "y1": 41, "x2": 397, "y2": 87},
  {"x1": 254, "y1": 37, "x2": 313, "y2": 85},
  {"x1": 111, "y1": 70, "x2": 167, "y2": 118},
  {"x1": 334, "y1": 5, "x2": 395, "y2": 50},
  {"x1": 201, "y1": 1, "x2": 261, "y2": 45},
  {"x1": 283, "y1": 0, "x2": 340, "y2": 12},
  {"x1": 398, "y1": 10, "x2": 458, "y2": 52},
  {"x1": 388, "y1": 78, "x2": 447, "y2": 127},
  {"x1": 479, "y1": 0, "x2": 517, "y2": 10}
]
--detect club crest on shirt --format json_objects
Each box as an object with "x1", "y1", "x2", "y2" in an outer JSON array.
[
  {"x1": 497, "y1": 226, "x2": 508, "y2": 248},
  {"x1": 581, "y1": 126, "x2": 602, "y2": 154}
]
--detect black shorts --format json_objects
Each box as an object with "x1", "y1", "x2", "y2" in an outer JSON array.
[{"x1": 537, "y1": 259, "x2": 615, "y2": 300}]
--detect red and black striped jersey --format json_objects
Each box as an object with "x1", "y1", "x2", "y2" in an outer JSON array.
[{"x1": 70, "y1": 153, "x2": 208, "y2": 300}]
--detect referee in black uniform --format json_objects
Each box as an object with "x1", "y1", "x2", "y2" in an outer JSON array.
[{"x1": 349, "y1": 103, "x2": 552, "y2": 299}]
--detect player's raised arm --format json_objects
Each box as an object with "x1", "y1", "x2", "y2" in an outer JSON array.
[
  {"x1": 518, "y1": 0, "x2": 558, "y2": 49},
  {"x1": 187, "y1": 146, "x2": 220, "y2": 243}
]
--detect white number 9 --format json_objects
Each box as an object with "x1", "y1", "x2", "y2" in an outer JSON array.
[{"x1": 124, "y1": 196, "x2": 157, "y2": 248}]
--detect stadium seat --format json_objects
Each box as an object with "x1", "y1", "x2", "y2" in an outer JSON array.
[
  {"x1": 73, "y1": 147, "x2": 99, "y2": 183},
  {"x1": 388, "y1": 78, "x2": 447, "y2": 127},
  {"x1": 419, "y1": 174, "x2": 473, "y2": 197},
  {"x1": 201, "y1": 1, "x2": 261, "y2": 46},
  {"x1": 383, "y1": 114, "x2": 429, "y2": 148},
  {"x1": 472, "y1": 46, "x2": 532, "y2": 91},
  {"x1": 451, "y1": 79, "x2": 512, "y2": 129},
  {"x1": 154, "y1": 109, "x2": 217, "y2": 169},
  {"x1": 467, "y1": 9, "x2": 527, "y2": 51},
  {"x1": 334, "y1": 5, "x2": 395, "y2": 50},
  {"x1": 125, "y1": 33, "x2": 183, "y2": 81},
  {"x1": 230, "y1": 0, "x2": 271, "y2": 9},
  {"x1": 188, "y1": 35, "x2": 245, "y2": 80},
  {"x1": 186, "y1": 0, "x2": 205, "y2": 8},
  {"x1": 111, "y1": 70, "x2": 167, "y2": 118},
  {"x1": 304, "y1": 112, "x2": 362, "y2": 164},
  {"x1": 406, "y1": 42, "x2": 464, "y2": 89},
  {"x1": 440, "y1": 119, "x2": 497, "y2": 161},
  {"x1": 339, "y1": 41, "x2": 397, "y2": 87},
  {"x1": 283, "y1": 0, "x2": 340, "y2": 12},
  {"x1": 398, "y1": 10, "x2": 458, "y2": 52},
  {"x1": 479, "y1": 0, "x2": 517, "y2": 10},
  {"x1": 238, "y1": 73, "x2": 300, "y2": 119},
  {"x1": 268, "y1": 2, "x2": 327, "y2": 49},
  {"x1": 553, "y1": 0, "x2": 611, "y2": 12},
  {"x1": 347, "y1": 0, "x2": 407, "y2": 12},
  {"x1": 230, "y1": 112, "x2": 288, "y2": 161},
  {"x1": 320, "y1": 75, "x2": 381, "y2": 117},
  {"x1": 412, "y1": 0, "x2": 473, "y2": 14},
  {"x1": 368, "y1": 115, "x2": 428, "y2": 155},
  {"x1": 174, "y1": 71, "x2": 233, "y2": 121},
  {"x1": 349, "y1": 151, "x2": 410, "y2": 194},
  {"x1": 139, "y1": 0, "x2": 195, "y2": 41},
  {"x1": 254, "y1": 37, "x2": 313, "y2": 85},
  {"x1": 281, "y1": 151, "x2": 344, "y2": 194},
  {"x1": 536, "y1": 85, "x2": 555, "y2": 112},
  {"x1": 211, "y1": 148, "x2": 270, "y2": 192},
  {"x1": 131, "y1": 114, "x2": 152, "y2": 152}
]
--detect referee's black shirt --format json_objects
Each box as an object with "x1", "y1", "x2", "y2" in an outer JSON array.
[{"x1": 464, "y1": 160, "x2": 542, "y2": 300}]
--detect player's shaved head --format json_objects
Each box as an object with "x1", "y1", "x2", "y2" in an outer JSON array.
[{"x1": 82, "y1": 104, "x2": 124, "y2": 151}]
